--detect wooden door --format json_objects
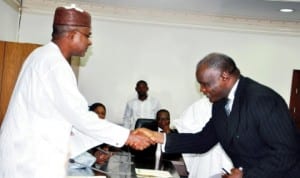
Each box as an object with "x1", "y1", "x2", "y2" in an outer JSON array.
[
  {"x1": 0, "y1": 42, "x2": 5, "y2": 101},
  {"x1": 0, "y1": 41, "x2": 40, "y2": 125},
  {"x1": 289, "y1": 69, "x2": 300, "y2": 130}
]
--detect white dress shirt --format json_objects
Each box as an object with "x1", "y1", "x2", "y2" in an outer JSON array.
[{"x1": 123, "y1": 96, "x2": 161, "y2": 129}]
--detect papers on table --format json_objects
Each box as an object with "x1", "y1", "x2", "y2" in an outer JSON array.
[
  {"x1": 67, "y1": 176, "x2": 106, "y2": 178},
  {"x1": 135, "y1": 168, "x2": 172, "y2": 178}
]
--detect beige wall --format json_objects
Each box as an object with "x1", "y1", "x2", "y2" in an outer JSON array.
[
  {"x1": 0, "y1": 0, "x2": 19, "y2": 41},
  {"x1": 1, "y1": 3, "x2": 300, "y2": 124}
]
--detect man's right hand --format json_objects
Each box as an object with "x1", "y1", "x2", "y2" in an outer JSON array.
[
  {"x1": 125, "y1": 129, "x2": 155, "y2": 150},
  {"x1": 133, "y1": 128, "x2": 164, "y2": 144}
]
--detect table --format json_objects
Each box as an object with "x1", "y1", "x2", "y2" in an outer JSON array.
[{"x1": 68, "y1": 151, "x2": 182, "y2": 178}]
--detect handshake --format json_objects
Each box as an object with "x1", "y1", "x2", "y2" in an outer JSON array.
[{"x1": 125, "y1": 128, "x2": 164, "y2": 150}]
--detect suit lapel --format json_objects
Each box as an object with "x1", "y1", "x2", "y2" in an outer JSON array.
[{"x1": 213, "y1": 98, "x2": 231, "y2": 147}]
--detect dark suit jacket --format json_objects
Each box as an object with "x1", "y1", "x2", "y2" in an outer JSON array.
[{"x1": 165, "y1": 76, "x2": 300, "y2": 178}]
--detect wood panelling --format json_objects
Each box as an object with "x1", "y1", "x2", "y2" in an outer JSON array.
[
  {"x1": 0, "y1": 42, "x2": 5, "y2": 100},
  {"x1": 0, "y1": 41, "x2": 40, "y2": 125}
]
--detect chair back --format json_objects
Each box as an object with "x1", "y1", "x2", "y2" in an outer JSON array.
[
  {"x1": 132, "y1": 118, "x2": 158, "y2": 169},
  {"x1": 134, "y1": 118, "x2": 158, "y2": 131}
]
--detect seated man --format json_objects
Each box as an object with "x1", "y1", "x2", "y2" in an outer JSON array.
[
  {"x1": 156, "y1": 109, "x2": 178, "y2": 134},
  {"x1": 155, "y1": 109, "x2": 182, "y2": 170}
]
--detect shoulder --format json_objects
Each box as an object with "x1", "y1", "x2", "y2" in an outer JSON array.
[
  {"x1": 25, "y1": 42, "x2": 69, "y2": 75},
  {"x1": 240, "y1": 77, "x2": 283, "y2": 102},
  {"x1": 147, "y1": 96, "x2": 160, "y2": 103},
  {"x1": 236, "y1": 77, "x2": 289, "y2": 121}
]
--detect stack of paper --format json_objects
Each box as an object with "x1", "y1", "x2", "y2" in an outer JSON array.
[
  {"x1": 68, "y1": 176, "x2": 106, "y2": 178},
  {"x1": 135, "y1": 168, "x2": 172, "y2": 178}
]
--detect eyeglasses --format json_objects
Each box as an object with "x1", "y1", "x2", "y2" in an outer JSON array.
[{"x1": 75, "y1": 30, "x2": 91, "y2": 39}]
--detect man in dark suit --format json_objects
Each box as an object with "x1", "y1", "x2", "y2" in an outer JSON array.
[{"x1": 140, "y1": 52, "x2": 300, "y2": 178}]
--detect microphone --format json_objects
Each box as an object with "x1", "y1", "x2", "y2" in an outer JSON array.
[
  {"x1": 95, "y1": 147, "x2": 134, "y2": 164},
  {"x1": 96, "y1": 147, "x2": 111, "y2": 155},
  {"x1": 95, "y1": 146, "x2": 134, "y2": 158},
  {"x1": 69, "y1": 158, "x2": 131, "y2": 176}
]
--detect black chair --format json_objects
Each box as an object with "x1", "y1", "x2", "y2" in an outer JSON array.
[
  {"x1": 131, "y1": 118, "x2": 158, "y2": 169},
  {"x1": 134, "y1": 118, "x2": 158, "y2": 131}
]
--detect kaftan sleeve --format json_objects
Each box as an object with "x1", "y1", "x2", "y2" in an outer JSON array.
[{"x1": 43, "y1": 60, "x2": 129, "y2": 148}]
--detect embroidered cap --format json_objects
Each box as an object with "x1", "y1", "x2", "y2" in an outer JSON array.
[{"x1": 53, "y1": 5, "x2": 91, "y2": 27}]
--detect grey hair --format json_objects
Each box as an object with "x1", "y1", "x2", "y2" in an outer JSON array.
[{"x1": 197, "y1": 52, "x2": 240, "y2": 76}]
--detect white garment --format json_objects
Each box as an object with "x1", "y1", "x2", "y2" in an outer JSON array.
[
  {"x1": 67, "y1": 128, "x2": 100, "y2": 176},
  {"x1": 0, "y1": 42, "x2": 129, "y2": 178},
  {"x1": 123, "y1": 96, "x2": 161, "y2": 129},
  {"x1": 69, "y1": 128, "x2": 102, "y2": 158},
  {"x1": 174, "y1": 97, "x2": 233, "y2": 178}
]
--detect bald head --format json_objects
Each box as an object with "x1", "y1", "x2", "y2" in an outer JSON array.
[{"x1": 196, "y1": 53, "x2": 240, "y2": 77}]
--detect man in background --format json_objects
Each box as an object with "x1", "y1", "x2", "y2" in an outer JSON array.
[
  {"x1": 156, "y1": 109, "x2": 178, "y2": 134},
  {"x1": 123, "y1": 80, "x2": 161, "y2": 129},
  {"x1": 0, "y1": 6, "x2": 152, "y2": 178}
]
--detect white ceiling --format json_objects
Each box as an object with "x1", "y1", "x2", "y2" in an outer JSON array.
[
  {"x1": 19, "y1": 0, "x2": 300, "y2": 22},
  {"x1": 89, "y1": 0, "x2": 300, "y2": 21}
]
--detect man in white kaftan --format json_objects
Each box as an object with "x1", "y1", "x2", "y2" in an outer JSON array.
[
  {"x1": 0, "y1": 6, "x2": 151, "y2": 178},
  {"x1": 174, "y1": 97, "x2": 233, "y2": 178}
]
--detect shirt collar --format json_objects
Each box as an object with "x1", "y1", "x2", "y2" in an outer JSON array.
[{"x1": 227, "y1": 79, "x2": 239, "y2": 101}]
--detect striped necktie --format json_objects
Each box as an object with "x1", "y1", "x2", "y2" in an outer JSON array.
[{"x1": 225, "y1": 98, "x2": 231, "y2": 116}]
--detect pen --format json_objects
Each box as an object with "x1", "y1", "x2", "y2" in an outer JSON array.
[{"x1": 222, "y1": 168, "x2": 230, "y2": 175}]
